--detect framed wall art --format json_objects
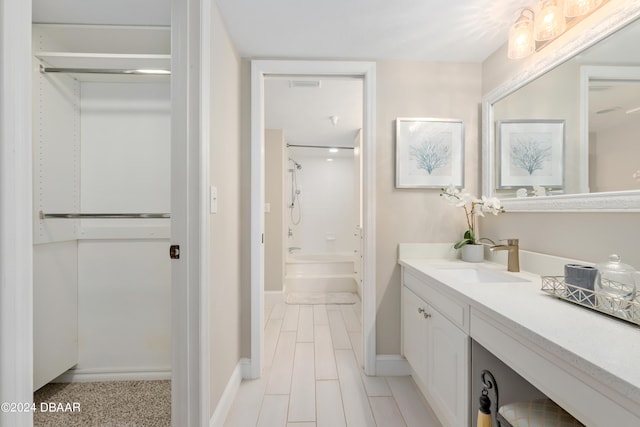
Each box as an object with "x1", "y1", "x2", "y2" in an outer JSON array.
[
  {"x1": 497, "y1": 119, "x2": 565, "y2": 189},
  {"x1": 395, "y1": 117, "x2": 464, "y2": 188}
]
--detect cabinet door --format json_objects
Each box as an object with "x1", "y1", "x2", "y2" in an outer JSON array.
[
  {"x1": 428, "y1": 308, "x2": 469, "y2": 427},
  {"x1": 403, "y1": 287, "x2": 429, "y2": 384}
]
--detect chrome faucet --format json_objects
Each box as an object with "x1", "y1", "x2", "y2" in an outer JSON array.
[
  {"x1": 288, "y1": 246, "x2": 301, "y2": 254},
  {"x1": 490, "y1": 239, "x2": 520, "y2": 272}
]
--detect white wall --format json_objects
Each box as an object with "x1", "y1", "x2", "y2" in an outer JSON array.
[
  {"x1": 209, "y1": 0, "x2": 244, "y2": 415},
  {"x1": 287, "y1": 149, "x2": 356, "y2": 254},
  {"x1": 80, "y1": 82, "x2": 170, "y2": 214},
  {"x1": 376, "y1": 61, "x2": 482, "y2": 354}
]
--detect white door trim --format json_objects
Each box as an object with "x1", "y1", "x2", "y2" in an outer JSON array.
[
  {"x1": 0, "y1": 1, "x2": 33, "y2": 425},
  {"x1": 171, "y1": 0, "x2": 208, "y2": 425},
  {"x1": 250, "y1": 60, "x2": 377, "y2": 378},
  {"x1": 198, "y1": 0, "x2": 212, "y2": 424}
]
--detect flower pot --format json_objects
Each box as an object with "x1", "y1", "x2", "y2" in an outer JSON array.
[{"x1": 461, "y1": 244, "x2": 484, "y2": 263}]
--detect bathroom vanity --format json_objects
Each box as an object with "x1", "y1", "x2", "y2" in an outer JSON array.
[{"x1": 399, "y1": 243, "x2": 640, "y2": 427}]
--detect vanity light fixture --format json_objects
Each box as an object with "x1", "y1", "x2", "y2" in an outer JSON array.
[
  {"x1": 507, "y1": 0, "x2": 608, "y2": 59},
  {"x1": 507, "y1": 8, "x2": 535, "y2": 59}
]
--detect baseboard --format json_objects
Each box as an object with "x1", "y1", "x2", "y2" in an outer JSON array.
[
  {"x1": 376, "y1": 354, "x2": 410, "y2": 376},
  {"x1": 264, "y1": 290, "x2": 284, "y2": 304},
  {"x1": 209, "y1": 358, "x2": 250, "y2": 427},
  {"x1": 53, "y1": 367, "x2": 171, "y2": 383}
]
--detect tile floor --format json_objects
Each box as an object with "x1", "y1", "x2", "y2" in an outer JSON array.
[{"x1": 224, "y1": 294, "x2": 442, "y2": 427}]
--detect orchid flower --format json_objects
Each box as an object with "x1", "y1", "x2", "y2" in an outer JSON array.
[{"x1": 440, "y1": 186, "x2": 505, "y2": 249}]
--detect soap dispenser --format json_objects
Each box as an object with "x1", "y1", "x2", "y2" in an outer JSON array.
[{"x1": 595, "y1": 254, "x2": 637, "y2": 311}]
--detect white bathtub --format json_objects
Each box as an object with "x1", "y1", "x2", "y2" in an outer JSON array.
[{"x1": 285, "y1": 252, "x2": 357, "y2": 293}]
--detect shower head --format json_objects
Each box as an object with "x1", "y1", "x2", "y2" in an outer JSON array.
[{"x1": 288, "y1": 158, "x2": 302, "y2": 170}]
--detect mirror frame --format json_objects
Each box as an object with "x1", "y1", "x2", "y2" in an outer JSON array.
[{"x1": 482, "y1": 2, "x2": 640, "y2": 212}]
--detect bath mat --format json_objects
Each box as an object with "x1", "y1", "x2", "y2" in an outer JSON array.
[{"x1": 285, "y1": 292, "x2": 359, "y2": 305}]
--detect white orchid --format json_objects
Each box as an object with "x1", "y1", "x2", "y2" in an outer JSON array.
[
  {"x1": 440, "y1": 186, "x2": 505, "y2": 249},
  {"x1": 481, "y1": 196, "x2": 503, "y2": 215}
]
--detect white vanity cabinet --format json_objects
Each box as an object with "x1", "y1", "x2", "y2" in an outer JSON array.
[{"x1": 401, "y1": 268, "x2": 470, "y2": 427}]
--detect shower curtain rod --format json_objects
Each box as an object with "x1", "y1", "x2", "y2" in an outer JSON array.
[
  {"x1": 39, "y1": 211, "x2": 170, "y2": 220},
  {"x1": 40, "y1": 65, "x2": 171, "y2": 76},
  {"x1": 287, "y1": 144, "x2": 354, "y2": 150}
]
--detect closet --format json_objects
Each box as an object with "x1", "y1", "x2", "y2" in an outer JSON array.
[{"x1": 33, "y1": 24, "x2": 172, "y2": 390}]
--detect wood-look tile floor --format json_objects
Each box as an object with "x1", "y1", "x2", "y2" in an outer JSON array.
[{"x1": 224, "y1": 294, "x2": 442, "y2": 427}]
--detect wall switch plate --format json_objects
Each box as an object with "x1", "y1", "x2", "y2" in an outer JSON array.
[
  {"x1": 265, "y1": 203, "x2": 271, "y2": 213},
  {"x1": 210, "y1": 186, "x2": 218, "y2": 213}
]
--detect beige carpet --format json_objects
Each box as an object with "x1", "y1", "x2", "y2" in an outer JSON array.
[
  {"x1": 285, "y1": 292, "x2": 359, "y2": 305},
  {"x1": 34, "y1": 380, "x2": 170, "y2": 427}
]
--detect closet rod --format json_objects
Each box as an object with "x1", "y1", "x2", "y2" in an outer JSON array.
[
  {"x1": 39, "y1": 211, "x2": 170, "y2": 220},
  {"x1": 40, "y1": 65, "x2": 171, "y2": 75},
  {"x1": 287, "y1": 144, "x2": 354, "y2": 150}
]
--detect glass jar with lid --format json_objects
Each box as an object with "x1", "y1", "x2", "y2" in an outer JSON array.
[{"x1": 595, "y1": 254, "x2": 637, "y2": 314}]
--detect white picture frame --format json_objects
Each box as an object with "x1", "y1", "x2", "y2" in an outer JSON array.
[{"x1": 497, "y1": 119, "x2": 565, "y2": 189}]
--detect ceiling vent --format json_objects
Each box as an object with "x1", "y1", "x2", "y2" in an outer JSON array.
[{"x1": 289, "y1": 80, "x2": 321, "y2": 88}]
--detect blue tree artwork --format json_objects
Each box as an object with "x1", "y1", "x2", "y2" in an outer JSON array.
[
  {"x1": 497, "y1": 120, "x2": 564, "y2": 189},
  {"x1": 510, "y1": 135, "x2": 552, "y2": 175},
  {"x1": 409, "y1": 137, "x2": 450, "y2": 175}
]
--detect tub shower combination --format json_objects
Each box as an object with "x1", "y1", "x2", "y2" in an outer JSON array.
[
  {"x1": 285, "y1": 252, "x2": 357, "y2": 294},
  {"x1": 284, "y1": 152, "x2": 359, "y2": 296}
]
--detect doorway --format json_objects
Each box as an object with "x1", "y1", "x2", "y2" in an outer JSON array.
[{"x1": 250, "y1": 60, "x2": 377, "y2": 378}]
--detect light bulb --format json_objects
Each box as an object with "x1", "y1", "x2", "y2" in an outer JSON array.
[
  {"x1": 565, "y1": 0, "x2": 603, "y2": 17},
  {"x1": 535, "y1": 0, "x2": 566, "y2": 41},
  {"x1": 508, "y1": 8, "x2": 535, "y2": 59}
]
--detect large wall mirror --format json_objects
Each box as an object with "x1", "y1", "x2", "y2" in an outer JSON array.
[{"x1": 482, "y1": 3, "x2": 640, "y2": 211}]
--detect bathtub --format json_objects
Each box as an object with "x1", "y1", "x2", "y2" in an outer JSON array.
[{"x1": 285, "y1": 252, "x2": 357, "y2": 293}]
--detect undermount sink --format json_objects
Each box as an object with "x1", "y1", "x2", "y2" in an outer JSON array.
[{"x1": 435, "y1": 266, "x2": 530, "y2": 283}]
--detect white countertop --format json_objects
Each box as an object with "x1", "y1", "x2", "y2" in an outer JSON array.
[{"x1": 398, "y1": 249, "x2": 640, "y2": 412}]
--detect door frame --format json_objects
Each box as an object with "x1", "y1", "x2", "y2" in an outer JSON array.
[
  {"x1": 0, "y1": 1, "x2": 34, "y2": 425},
  {"x1": 171, "y1": 0, "x2": 209, "y2": 425},
  {"x1": 250, "y1": 60, "x2": 377, "y2": 378}
]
